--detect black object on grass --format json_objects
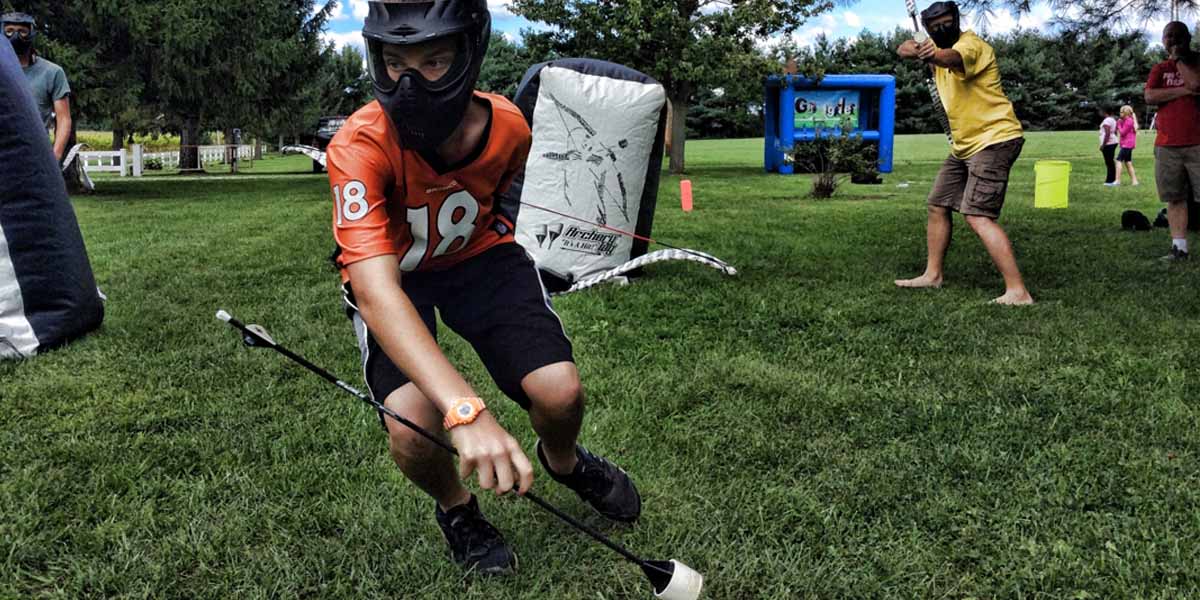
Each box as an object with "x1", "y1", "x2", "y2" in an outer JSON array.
[{"x1": 1122, "y1": 210, "x2": 1151, "y2": 231}]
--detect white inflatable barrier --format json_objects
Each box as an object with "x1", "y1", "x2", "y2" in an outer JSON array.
[
  {"x1": 0, "y1": 43, "x2": 103, "y2": 359},
  {"x1": 505, "y1": 58, "x2": 734, "y2": 293},
  {"x1": 60, "y1": 143, "x2": 96, "y2": 191},
  {"x1": 282, "y1": 144, "x2": 326, "y2": 167}
]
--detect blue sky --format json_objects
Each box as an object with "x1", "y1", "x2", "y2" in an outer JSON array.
[{"x1": 321, "y1": 0, "x2": 1170, "y2": 56}]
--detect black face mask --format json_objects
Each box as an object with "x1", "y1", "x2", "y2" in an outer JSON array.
[
  {"x1": 6, "y1": 31, "x2": 32, "y2": 55},
  {"x1": 928, "y1": 23, "x2": 961, "y2": 49},
  {"x1": 365, "y1": 31, "x2": 481, "y2": 152},
  {"x1": 378, "y1": 70, "x2": 473, "y2": 152}
]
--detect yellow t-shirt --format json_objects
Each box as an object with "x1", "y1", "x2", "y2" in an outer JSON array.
[{"x1": 934, "y1": 31, "x2": 1023, "y2": 159}]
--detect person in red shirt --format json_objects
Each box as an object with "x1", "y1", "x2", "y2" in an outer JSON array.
[
  {"x1": 327, "y1": 0, "x2": 641, "y2": 575},
  {"x1": 1145, "y1": 21, "x2": 1200, "y2": 260}
]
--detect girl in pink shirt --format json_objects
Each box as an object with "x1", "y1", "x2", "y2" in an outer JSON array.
[{"x1": 1116, "y1": 105, "x2": 1140, "y2": 186}]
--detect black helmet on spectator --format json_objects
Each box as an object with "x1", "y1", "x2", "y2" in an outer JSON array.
[{"x1": 2, "y1": 12, "x2": 36, "y2": 55}]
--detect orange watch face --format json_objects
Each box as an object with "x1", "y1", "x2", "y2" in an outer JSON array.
[
  {"x1": 454, "y1": 402, "x2": 477, "y2": 420},
  {"x1": 444, "y1": 397, "x2": 486, "y2": 429}
]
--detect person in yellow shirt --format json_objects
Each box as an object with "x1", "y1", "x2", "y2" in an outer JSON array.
[{"x1": 894, "y1": 1, "x2": 1034, "y2": 305}]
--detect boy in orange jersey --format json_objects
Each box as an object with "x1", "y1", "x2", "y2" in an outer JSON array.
[{"x1": 326, "y1": 0, "x2": 641, "y2": 575}]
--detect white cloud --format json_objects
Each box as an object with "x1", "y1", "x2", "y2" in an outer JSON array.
[
  {"x1": 755, "y1": 1, "x2": 1175, "y2": 51},
  {"x1": 328, "y1": 0, "x2": 351, "y2": 21},
  {"x1": 971, "y1": 4, "x2": 1053, "y2": 34},
  {"x1": 1140, "y1": 19, "x2": 1171, "y2": 47},
  {"x1": 488, "y1": 1, "x2": 515, "y2": 18},
  {"x1": 313, "y1": 0, "x2": 352, "y2": 21},
  {"x1": 790, "y1": 26, "x2": 835, "y2": 48},
  {"x1": 351, "y1": 0, "x2": 369, "y2": 19},
  {"x1": 322, "y1": 29, "x2": 366, "y2": 56},
  {"x1": 974, "y1": 9, "x2": 1018, "y2": 33}
]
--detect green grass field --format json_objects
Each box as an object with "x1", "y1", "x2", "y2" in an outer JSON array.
[{"x1": 3, "y1": 131, "x2": 1198, "y2": 599}]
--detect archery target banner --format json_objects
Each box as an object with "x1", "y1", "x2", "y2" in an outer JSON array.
[
  {"x1": 0, "y1": 42, "x2": 103, "y2": 359},
  {"x1": 509, "y1": 60, "x2": 667, "y2": 290}
]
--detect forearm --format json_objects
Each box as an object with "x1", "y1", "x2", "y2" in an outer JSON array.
[
  {"x1": 1177, "y1": 54, "x2": 1200, "y2": 89},
  {"x1": 357, "y1": 284, "x2": 477, "y2": 414},
  {"x1": 929, "y1": 49, "x2": 963, "y2": 72},
  {"x1": 899, "y1": 40, "x2": 963, "y2": 73},
  {"x1": 52, "y1": 114, "x2": 71, "y2": 161},
  {"x1": 1146, "y1": 87, "x2": 1193, "y2": 105}
]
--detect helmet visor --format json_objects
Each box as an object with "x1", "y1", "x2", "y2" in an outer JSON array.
[{"x1": 365, "y1": 33, "x2": 472, "y2": 93}]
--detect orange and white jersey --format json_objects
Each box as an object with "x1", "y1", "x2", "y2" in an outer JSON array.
[{"x1": 328, "y1": 92, "x2": 530, "y2": 279}]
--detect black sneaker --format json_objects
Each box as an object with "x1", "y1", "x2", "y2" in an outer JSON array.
[
  {"x1": 1161, "y1": 246, "x2": 1190, "y2": 261},
  {"x1": 537, "y1": 441, "x2": 642, "y2": 523},
  {"x1": 435, "y1": 495, "x2": 517, "y2": 575}
]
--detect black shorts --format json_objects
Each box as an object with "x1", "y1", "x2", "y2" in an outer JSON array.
[
  {"x1": 343, "y1": 243, "x2": 574, "y2": 417},
  {"x1": 1117, "y1": 147, "x2": 1134, "y2": 162}
]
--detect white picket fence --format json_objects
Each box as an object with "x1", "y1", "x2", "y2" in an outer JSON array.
[
  {"x1": 79, "y1": 144, "x2": 255, "y2": 177},
  {"x1": 79, "y1": 150, "x2": 129, "y2": 177}
]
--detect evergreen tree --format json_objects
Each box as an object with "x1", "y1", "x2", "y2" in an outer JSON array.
[{"x1": 959, "y1": 0, "x2": 1199, "y2": 28}]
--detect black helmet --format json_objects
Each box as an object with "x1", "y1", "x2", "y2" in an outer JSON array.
[
  {"x1": 362, "y1": 0, "x2": 491, "y2": 151},
  {"x1": 920, "y1": 1, "x2": 961, "y2": 48},
  {"x1": 920, "y1": 1, "x2": 959, "y2": 26},
  {"x1": 2, "y1": 12, "x2": 36, "y2": 54}
]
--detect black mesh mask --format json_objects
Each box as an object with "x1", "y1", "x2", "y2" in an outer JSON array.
[
  {"x1": 921, "y1": 1, "x2": 962, "y2": 49},
  {"x1": 2, "y1": 12, "x2": 36, "y2": 56},
  {"x1": 363, "y1": 0, "x2": 490, "y2": 151}
]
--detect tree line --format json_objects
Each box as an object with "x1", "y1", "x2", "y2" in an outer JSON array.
[
  {"x1": 10, "y1": 0, "x2": 363, "y2": 169},
  {"x1": 425, "y1": 25, "x2": 1170, "y2": 140},
  {"x1": 781, "y1": 27, "x2": 1161, "y2": 136},
  {"x1": 14, "y1": 0, "x2": 836, "y2": 173},
  {"x1": 684, "y1": 26, "x2": 1165, "y2": 140},
  {"x1": 10, "y1": 0, "x2": 1172, "y2": 172}
]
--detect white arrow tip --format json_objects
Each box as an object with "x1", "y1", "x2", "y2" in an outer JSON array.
[{"x1": 216, "y1": 310, "x2": 232, "y2": 323}]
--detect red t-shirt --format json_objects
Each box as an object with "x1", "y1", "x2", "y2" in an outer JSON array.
[
  {"x1": 327, "y1": 93, "x2": 530, "y2": 280},
  {"x1": 1146, "y1": 59, "x2": 1200, "y2": 147}
]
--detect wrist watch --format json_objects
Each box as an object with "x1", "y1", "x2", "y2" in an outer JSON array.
[{"x1": 443, "y1": 396, "x2": 487, "y2": 430}]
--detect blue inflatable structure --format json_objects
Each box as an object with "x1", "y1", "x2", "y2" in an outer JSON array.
[{"x1": 764, "y1": 74, "x2": 896, "y2": 174}]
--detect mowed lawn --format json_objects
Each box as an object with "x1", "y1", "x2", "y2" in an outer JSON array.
[{"x1": 3, "y1": 131, "x2": 1198, "y2": 599}]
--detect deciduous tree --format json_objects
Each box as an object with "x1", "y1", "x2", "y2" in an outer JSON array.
[{"x1": 510, "y1": 0, "x2": 834, "y2": 173}]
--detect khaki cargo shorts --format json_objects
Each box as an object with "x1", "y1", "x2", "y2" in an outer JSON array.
[
  {"x1": 928, "y1": 137, "x2": 1025, "y2": 219},
  {"x1": 1153, "y1": 144, "x2": 1200, "y2": 204}
]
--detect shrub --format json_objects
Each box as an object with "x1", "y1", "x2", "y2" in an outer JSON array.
[
  {"x1": 788, "y1": 120, "x2": 880, "y2": 199},
  {"x1": 74, "y1": 130, "x2": 187, "y2": 152}
]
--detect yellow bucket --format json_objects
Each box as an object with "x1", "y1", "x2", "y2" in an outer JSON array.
[{"x1": 1034, "y1": 160, "x2": 1071, "y2": 209}]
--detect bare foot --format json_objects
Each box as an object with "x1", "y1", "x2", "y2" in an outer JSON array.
[
  {"x1": 991, "y1": 290, "x2": 1035, "y2": 305},
  {"x1": 895, "y1": 274, "x2": 943, "y2": 288}
]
